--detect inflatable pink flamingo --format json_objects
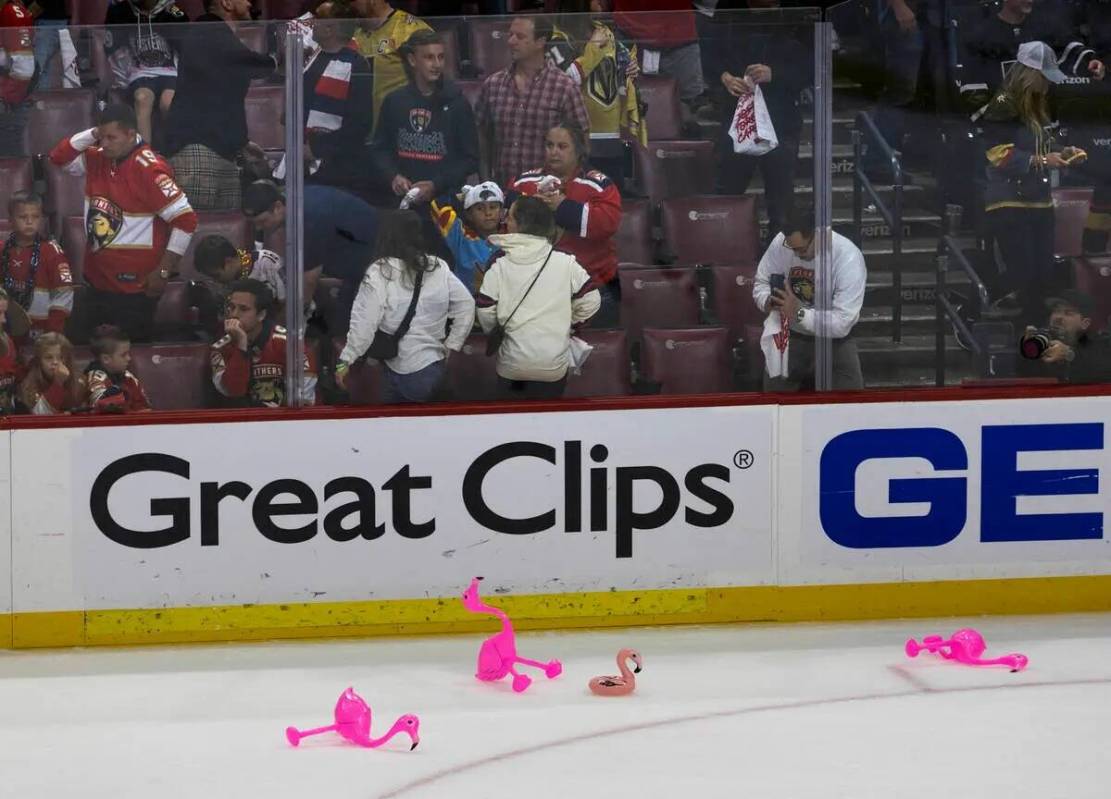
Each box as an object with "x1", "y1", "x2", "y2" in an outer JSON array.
[
  {"x1": 285, "y1": 687, "x2": 420, "y2": 749},
  {"x1": 589, "y1": 649, "x2": 642, "y2": 696},
  {"x1": 462, "y1": 576, "x2": 562, "y2": 693},
  {"x1": 905, "y1": 628, "x2": 1028, "y2": 671}
]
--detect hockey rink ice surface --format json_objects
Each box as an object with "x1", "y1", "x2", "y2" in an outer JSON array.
[{"x1": 2, "y1": 613, "x2": 1110, "y2": 798}]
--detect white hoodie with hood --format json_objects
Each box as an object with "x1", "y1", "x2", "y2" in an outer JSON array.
[{"x1": 477, "y1": 233, "x2": 600, "y2": 383}]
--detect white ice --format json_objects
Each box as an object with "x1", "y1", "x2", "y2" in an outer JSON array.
[{"x1": 1, "y1": 613, "x2": 1110, "y2": 798}]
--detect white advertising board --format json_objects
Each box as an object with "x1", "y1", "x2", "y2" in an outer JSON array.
[
  {"x1": 780, "y1": 396, "x2": 1111, "y2": 585},
  {"x1": 0, "y1": 432, "x2": 10, "y2": 618},
  {"x1": 10, "y1": 405, "x2": 775, "y2": 613}
]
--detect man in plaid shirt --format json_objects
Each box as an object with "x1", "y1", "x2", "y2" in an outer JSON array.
[{"x1": 476, "y1": 16, "x2": 589, "y2": 186}]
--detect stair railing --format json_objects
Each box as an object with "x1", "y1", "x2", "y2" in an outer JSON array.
[
  {"x1": 934, "y1": 204, "x2": 991, "y2": 386},
  {"x1": 852, "y1": 111, "x2": 905, "y2": 342}
]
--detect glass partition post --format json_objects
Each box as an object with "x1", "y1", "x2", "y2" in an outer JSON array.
[
  {"x1": 813, "y1": 19, "x2": 835, "y2": 391},
  {"x1": 284, "y1": 23, "x2": 306, "y2": 409}
]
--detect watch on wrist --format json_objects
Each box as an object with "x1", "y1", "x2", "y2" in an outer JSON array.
[
  {"x1": 795, "y1": 307, "x2": 806, "y2": 323},
  {"x1": 158, "y1": 268, "x2": 172, "y2": 280}
]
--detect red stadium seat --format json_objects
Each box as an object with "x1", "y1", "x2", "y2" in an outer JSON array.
[
  {"x1": 637, "y1": 75, "x2": 683, "y2": 141},
  {"x1": 708, "y1": 263, "x2": 761, "y2": 341},
  {"x1": 23, "y1": 90, "x2": 97, "y2": 157},
  {"x1": 640, "y1": 326, "x2": 732, "y2": 394},
  {"x1": 346, "y1": 360, "x2": 385, "y2": 405},
  {"x1": 565, "y1": 328, "x2": 631, "y2": 398},
  {"x1": 446, "y1": 333, "x2": 500, "y2": 401},
  {"x1": 1073, "y1": 256, "x2": 1111, "y2": 332},
  {"x1": 44, "y1": 160, "x2": 86, "y2": 230},
  {"x1": 1053, "y1": 187, "x2": 1094, "y2": 259},
  {"x1": 129, "y1": 343, "x2": 213, "y2": 410},
  {"x1": 467, "y1": 19, "x2": 512, "y2": 77},
  {"x1": 59, "y1": 215, "x2": 86, "y2": 282},
  {"x1": 153, "y1": 280, "x2": 201, "y2": 339},
  {"x1": 615, "y1": 198, "x2": 654, "y2": 265},
  {"x1": 659, "y1": 195, "x2": 760, "y2": 268},
  {"x1": 617, "y1": 266, "x2": 701, "y2": 338},
  {"x1": 180, "y1": 212, "x2": 253, "y2": 281},
  {"x1": 245, "y1": 84, "x2": 286, "y2": 152},
  {"x1": 456, "y1": 79, "x2": 482, "y2": 112},
  {"x1": 0, "y1": 158, "x2": 33, "y2": 219},
  {"x1": 631, "y1": 140, "x2": 715, "y2": 204}
]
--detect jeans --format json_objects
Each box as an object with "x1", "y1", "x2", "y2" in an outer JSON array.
[
  {"x1": 76, "y1": 286, "x2": 158, "y2": 344},
  {"x1": 32, "y1": 19, "x2": 67, "y2": 91},
  {"x1": 382, "y1": 359, "x2": 446, "y2": 404},
  {"x1": 720, "y1": 134, "x2": 800, "y2": 241},
  {"x1": 988, "y1": 206, "x2": 1057, "y2": 327},
  {"x1": 867, "y1": 18, "x2": 924, "y2": 175}
]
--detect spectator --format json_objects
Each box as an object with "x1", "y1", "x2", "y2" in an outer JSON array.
[
  {"x1": 350, "y1": 0, "x2": 430, "y2": 130},
  {"x1": 752, "y1": 205, "x2": 866, "y2": 390},
  {"x1": 511, "y1": 120, "x2": 621, "y2": 327},
  {"x1": 0, "y1": 0, "x2": 34, "y2": 157},
  {"x1": 0, "y1": 287, "x2": 28, "y2": 413},
  {"x1": 0, "y1": 191, "x2": 72, "y2": 338},
  {"x1": 211, "y1": 278, "x2": 318, "y2": 406},
  {"x1": 297, "y1": 0, "x2": 372, "y2": 191},
  {"x1": 476, "y1": 195, "x2": 600, "y2": 400},
  {"x1": 982, "y1": 43, "x2": 1086, "y2": 324},
  {"x1": 242, "y1": 180, "x2": 377, "y2": 332},
  {"x1": 476, "y1": 16, "x2": 589, "y2": 186},
  {"x1": 430, "y1": 181, "x2": 504, "y2": 294},
  {"x1": 370, "y1": 29, "x2": 478, "y2": 208},
  {"x1": 50, "y1": 103, "x2": 198, "y2": 342},
  {"x1": 1019, "y1": 290, "x2": 1111, "y2": 383},
  {"x1": 17, "y1": 331, "x2": 82, "y2": 414},
  {"x1": 104, "y1": 0, "x2": 190, "y2": 148},
  {"x1": 85, "y1": 324, "x2": 152, "y2": 413},
  {"x1": 193, "y1": 234, "x2": 286, "y2": 311},
  {"x1": 164, "y1": 0, "x2": 278, "y2": 210},
  {"x1": 27, "y1": 0, "x2": 67, "y2": 91},
  {"x1": 963, "y1": 0, "x2": 1104, "y2": 112},
  {"x1": 548, "y1": 2, "x2": 644, "y2": 186},
  {"x1": 612, "y1": 0, "x2": 711, "y2": 118},
  {"x1": 705, "y1": 0, "x2": 810, "y2": 239},
  {"x1": 337, "y1": 210, "x2": 474, "y2": 403}
]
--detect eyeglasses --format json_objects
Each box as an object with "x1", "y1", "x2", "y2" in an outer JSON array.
[{"x1": 781, "y1": 236, "x2": 814, "y2": 256}]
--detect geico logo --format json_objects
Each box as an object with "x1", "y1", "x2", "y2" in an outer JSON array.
[
  {"x1": 655, "y1": 149, "x2": 696, "y2": 159},
  {"x1": 687, "y1": 211, "x2": 729, "y2": 221},
  {"x1": 462, "y1": 441, "x2": 733, "y2": 558},
  {"x1": 89, "y1": 453, "x2": 434, "y2": 548},
  {"x1": 818, "y1": 423, "x2": 1103, "y2": 549}
]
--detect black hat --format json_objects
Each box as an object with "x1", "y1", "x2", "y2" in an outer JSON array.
[
  {"x1": 241, "y1": 180, "x2": 284, "y2": 217},
  {"x1": 1045, "y1": 289, "x2": 1096, "y2": 318}
]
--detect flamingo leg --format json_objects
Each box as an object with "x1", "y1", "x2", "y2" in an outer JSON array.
[{"x1": 513, "y1": 656, "x2": 550, "y2": 671}]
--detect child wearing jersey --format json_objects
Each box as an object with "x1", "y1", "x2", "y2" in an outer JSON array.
[{"x1": 429, "y1": 181, "x2": 504, "y2": 295}]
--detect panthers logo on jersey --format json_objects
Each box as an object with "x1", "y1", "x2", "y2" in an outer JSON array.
[{"x1": 86, "y1": 196, "x2": 123, "y2": 252}]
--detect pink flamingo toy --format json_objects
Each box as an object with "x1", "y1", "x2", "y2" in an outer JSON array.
[
  {"x1": 461, "y1": 576, "x2": 562, "y2": 693},
  {"x1": 905, "y1": 628, "x2": 1029, "y2": 672},
  {"x1": 589, "y1": 649, "x2": 642, "y2": 696},
  {"x1": 285, "y1": 687, "x2": 420, "y2": 750}
]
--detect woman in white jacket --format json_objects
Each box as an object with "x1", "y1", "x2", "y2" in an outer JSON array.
[
  {"x1": 337, "y1": 210, "x2": 475, "y2": 403},
  {"x1": 476, "y1": 196, "x2": 601, "y2": 399}
]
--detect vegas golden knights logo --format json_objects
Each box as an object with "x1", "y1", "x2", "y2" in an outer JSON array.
[
  {"x1": 586, "y1": 57, "x2": 619, "y2": 108},
  {"x1": 87, "y1": 196, "x2": 123, "y2": 252}
]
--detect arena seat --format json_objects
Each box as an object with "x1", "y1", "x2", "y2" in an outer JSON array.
[
  {"x1": 1053, "y1": 187, "x2": 1094, "y2": 259},
  {"x1": 345, "y1": 360, "x2": 385, "y2": 406},
  {"x1": 44, "y1": 160, "x2": 86, "y2": 232},
  {"x1": 659, "y1": 195, "x2": 760, "y2": 268},
  {"x1": 179, "y1": 212, "x2": 253, "y2": 281},
  {"x1": 23, "y1": 90, "x2": 96, "y2": 157},
  {"x1": 446, "y1": 333, "x2": 500, "y2": 401},
  {"x1": 467, "y1": 19, "x2": 512, "y2": 77},
  {"x1": 631, "y1": 140, "x2": 716, "y2": 204},
  {"x1": 640, "y1": 326, "x2": 732, "y2": 394},
  {"x1": 617, "y1": 266, "x2": 701, "y2": 339},
  {"x1": 637, "y1": 75, "x2": 683, "y2": 141},
  {"x1": 1072, "y1": 256, "x2": 1111, "y2": 332},
  {"x1": 245, "y1": 84, "x2": 286, "y2": 152},
  {"x1": 708, "y1": 263, "x2": 761, "y2": 341},
  {"x1": 59, "y1": 216, "x2": 86, "y2": 282},
  {"x1": 128, "y1": 343, "x2": 213, "y2": 410},
  {"x1": 153, "y1": 280, "x2": 201, "y2": 340},
  {"x1": 456, "y1": 79, "x2": 482, "y2": 112},
  {"x1": 0, "y1": 158, "x2": 34, "y2": 217},
  {"x1": 564, "y1": 328, "x2": 631, "y2": 398},
  {"x1": 615, "y1": 198, "x2": 654, "y2": 265}
]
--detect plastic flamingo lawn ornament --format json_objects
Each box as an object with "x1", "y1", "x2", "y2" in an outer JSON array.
[
  {"x1": 905, "y1": 628, "x2": 1029, "y2": 672},
  {"x1": 589, "y1": 649, "x2": 642, "y2": 696},
  {"x1": 285, "y1": 687, "x2": 421, "y2": 749},
  {"x1": 461, "y1": 576, "x2": 562, "y2": 693}
]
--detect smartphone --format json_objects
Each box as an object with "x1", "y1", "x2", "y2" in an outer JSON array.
[{"x1": 770, "y1": 274, "x2": 786, "y2": 293}]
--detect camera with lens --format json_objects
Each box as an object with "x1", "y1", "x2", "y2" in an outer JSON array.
[{"x1": 1020, "y1": 328, "x2": 1053, "y2": 359}]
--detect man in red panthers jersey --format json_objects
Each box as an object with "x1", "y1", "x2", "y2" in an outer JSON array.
[
  {"x1": 49, "y1": 103, "x2": 198, "y2": 342},
  {"x1": 0, "y1": 0, "x2": 34, "y2": 156},
  {"x1": 211, "y1": 279, "x2": 317, "y2": 408}
]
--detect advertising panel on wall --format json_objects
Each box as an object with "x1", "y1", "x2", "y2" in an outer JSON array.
[
  {"x1": 0, "y1": 432, "x2": 11, "y2": 645},
  {"x1": 9, "y1": 406, "x2": 776, "y2": 616},
  {"x1": 779, "y1": 395, "x2": 1111, "y2": 586}
]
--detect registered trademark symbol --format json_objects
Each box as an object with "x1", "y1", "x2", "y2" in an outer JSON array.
[{"x1": 733, "y1": 450, "x2": 754, "y2": 469}]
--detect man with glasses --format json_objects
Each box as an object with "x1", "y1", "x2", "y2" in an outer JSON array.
[{"x1": 752, "y1": 205, "x2": 867, "y2": 391}]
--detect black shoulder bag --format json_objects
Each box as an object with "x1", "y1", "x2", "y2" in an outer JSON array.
[
  {"x1": 366, "y1": 269, "x2": 424, "y2": 361},
  {"x1": 485, "y1": 248, "x2": 554, "y2": 357}
]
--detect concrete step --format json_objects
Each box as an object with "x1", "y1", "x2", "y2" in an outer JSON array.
[
  {"x1": 854, "y1": 308, "x2": 941, "y2": 338},
  {"x1": 857, "y1": 333, "x2": 971, "y2": 372}
]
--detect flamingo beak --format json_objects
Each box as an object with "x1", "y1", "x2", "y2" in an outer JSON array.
[
  {"x1": 410, "y1": 736, "x2": 420, "y2": 751},
  {"x1": 634, "y1": 666, "x2": 642, "y2": 674}
]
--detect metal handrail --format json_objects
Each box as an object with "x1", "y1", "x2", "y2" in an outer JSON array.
[
  {"x1": 852, "y1": 110, "x2": 905, "y2": 342},
  {"x1": 934, "y1": 204, "x2": 992, "y2": 386}
]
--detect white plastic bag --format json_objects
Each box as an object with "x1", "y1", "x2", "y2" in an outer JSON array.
[
  {"x1": 729, "y1": 84, "x2": 779, "y2": 156},
  {"x1": 567, "y1": 336, "x2": 594, "y2": 375}
]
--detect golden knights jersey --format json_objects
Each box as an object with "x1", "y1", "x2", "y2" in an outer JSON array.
[{"x1": 354, "y1": 10, "x2": 431, "y2": 130}]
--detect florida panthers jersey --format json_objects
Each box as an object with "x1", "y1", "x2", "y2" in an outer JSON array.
[
  {"x1": 0, "y1": 0, "x2": 33, "y2": 106},
  {"x1": 211, "y1": 323, "x2": 317, "y2": 407}
]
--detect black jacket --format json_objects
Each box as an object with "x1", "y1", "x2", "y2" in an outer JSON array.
[
  {"x1": 1019, "y1": 331, "x2": 1111, "y2": 384},
  {"x1": 103, "y1": 0, "x2": 189, "y2": 72},
  {"x1": 370, "y1": 80, "x2": 479, "y2": 196},
  {"x1": 164, "y1": 14, "x2": 276, "y2": 160}
]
